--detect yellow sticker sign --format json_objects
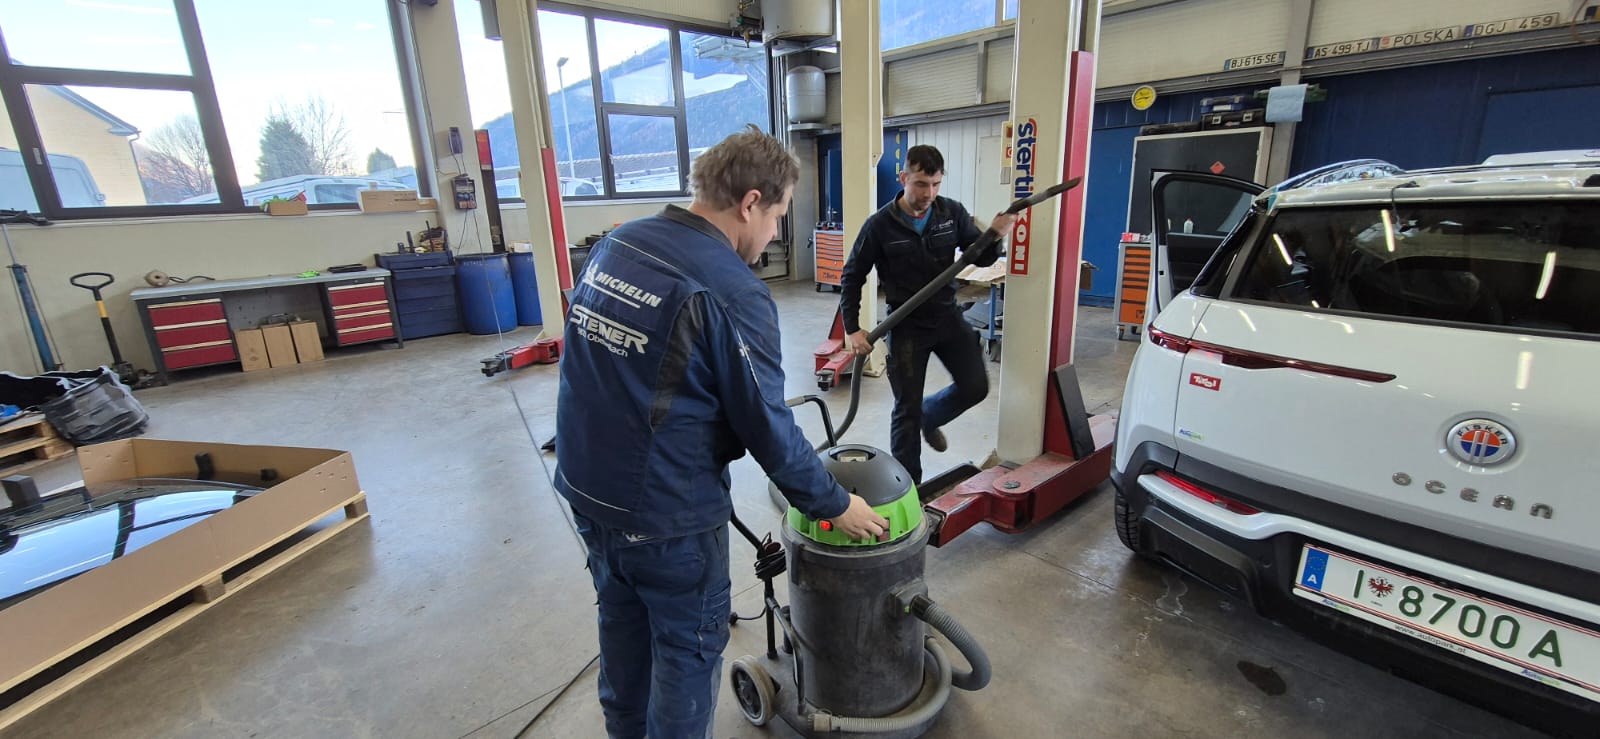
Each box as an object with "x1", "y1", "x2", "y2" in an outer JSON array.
[{"x1": 1131, "y1": 85, "x2": 1157, "y2": 111}]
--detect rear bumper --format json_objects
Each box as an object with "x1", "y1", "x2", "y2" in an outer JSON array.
[{"x1": 1115, "y1": 441, "x2": 1599, "y2": 736}]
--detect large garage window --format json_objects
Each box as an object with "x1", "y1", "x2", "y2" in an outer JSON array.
[
  {"x1": 882, "y1": 0, "x2": 1011, "y2": 50},
  {"x1": 466, "y1": 2, "x2": 771, "y2": 202},
  {"x1": 0, "y1": 0, "x2": 422, "y2": 218}
]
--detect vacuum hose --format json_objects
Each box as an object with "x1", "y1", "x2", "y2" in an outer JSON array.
[
  {"x1": 809, "y1": 639, "x2": 953, "y2": 734},
  {"x1": 824, "y1": 179, "x2": 1081, "y2": 449},
  {"x1": 912, "y1": 594, "x2": 991, "y2": 691}
]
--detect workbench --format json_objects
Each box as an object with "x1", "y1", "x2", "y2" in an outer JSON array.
[{"x1": 130, "y1": 269, "x2": 402, "y2": 384}]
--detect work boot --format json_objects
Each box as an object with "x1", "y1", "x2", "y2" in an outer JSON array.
[{"x1": 923, "y1": 425, "x2": 948, "y2": 453}]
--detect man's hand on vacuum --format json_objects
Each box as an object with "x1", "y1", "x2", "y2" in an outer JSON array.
[
  {"x1": 847, "y1": 330, "x2": 873, "y2": 356},
  {"x1": 830, "y1": 494, "x2": 890, "y2": 540},
  {"x1": 990, "y1": 212, "x2": 1019, "y2": 235}
]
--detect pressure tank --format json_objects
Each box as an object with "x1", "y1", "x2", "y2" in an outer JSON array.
[{"x1": 785, "y1": 65, "x2": 827, "y2": 124}]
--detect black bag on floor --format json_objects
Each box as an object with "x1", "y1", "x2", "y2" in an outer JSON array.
[{"x1": 0, "y1": 367, "x2": 149, "y2": 445}]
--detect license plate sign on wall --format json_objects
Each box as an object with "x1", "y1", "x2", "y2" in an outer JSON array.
[
  {"x1": 1222, "y1": 51, "x2": 1284, "y2": 71},
  {"x1": 1294, "y1": 545, "x2": 1600, "y2": 704}
]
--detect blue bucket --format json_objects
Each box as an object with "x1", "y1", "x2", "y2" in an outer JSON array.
[
  {"x1": 455, "y1": 253, "x2": 516, "y2": 335},
  {"x1": 508, "y1": 252, "x2": 542, "y2": 326}
]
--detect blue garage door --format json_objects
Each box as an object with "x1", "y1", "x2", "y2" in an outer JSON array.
[{"x1": 1477, "y1": 85, "x2": 1600, "y2": 161}]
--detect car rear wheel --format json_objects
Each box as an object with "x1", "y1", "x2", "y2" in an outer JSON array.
[{"x1": 1114, "y1": 488, "x2": 1141, "y2": 552}]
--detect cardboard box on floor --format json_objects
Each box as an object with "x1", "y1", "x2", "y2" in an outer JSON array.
[
  {"x1": 289, "y1": 320, "x2": 323, "y2": 363},
  {"x1": 262, "y1": 324, "x2": 297, "y2": 367},
  {"x1": 0, "y1": 438, "x2": 365, "y2": 713},
  {"x1": 235, "y1": 328, "x2": 269, "y2": 372}
]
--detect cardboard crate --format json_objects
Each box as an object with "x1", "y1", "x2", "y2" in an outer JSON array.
[
  {"x1": 234, "y1": 328, "x2": 269, "y2": 372},
  {"x1": 357, "y1": 189, "x2": 423, "y2": 214},
  {"x1": 0, "y1": 438, "x2": 368, "y2": 729},
  {"x1": 264, "y1": 200, "x2": 308, "y2": 216},
  {"x1": 289, "y1": 320, "x2": 323, "y2": 363},
  {"x1": 261, "y1": 324, "x2": 297, "y2": 368}
]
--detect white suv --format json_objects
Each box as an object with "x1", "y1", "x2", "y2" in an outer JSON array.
[{"x1": 1114, "y1": 151, "x2": 1600, "y2": 734}]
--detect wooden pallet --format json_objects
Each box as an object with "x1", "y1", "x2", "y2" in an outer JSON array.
[
  {"x1": 0, "y1": 492, "x2": 369, "y2": 730},
  {"x1": 0, "y1": 414, "x2": 74, "y2": 476}
]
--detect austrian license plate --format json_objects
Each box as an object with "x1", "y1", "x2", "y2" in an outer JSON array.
[{"x1": 1293, "y1": 544, "x2": 1600, "y2": 704}]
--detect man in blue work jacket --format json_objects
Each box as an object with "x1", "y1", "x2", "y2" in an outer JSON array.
[
  {"x1": 840, "y1": 145, "x2": 1016, "y2": 484},
  {"x1": 555, "y1": 126, "x2": 888, "y2": 739}
]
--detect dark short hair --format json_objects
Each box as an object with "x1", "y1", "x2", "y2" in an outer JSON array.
[
  {"x1": 905, "y1": 145, "x2": 944, "y2": 175},
  {"x1": 689, "y1": 125, "x2": 799, "y2": 209}
]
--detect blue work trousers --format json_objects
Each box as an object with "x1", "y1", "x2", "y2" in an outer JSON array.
[{"x1": 573, "y1": 510, "x2": 732, "y2": 739}]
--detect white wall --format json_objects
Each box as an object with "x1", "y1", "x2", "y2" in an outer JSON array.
[
  {"x1": 906, "y1": 115, "x2": 1008, "y2": 221},
  {"x1": 496, "y1": 199, "x2": 687, "y2": 248}
]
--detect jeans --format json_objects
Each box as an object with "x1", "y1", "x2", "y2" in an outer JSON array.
[
  {"x1": 885, "y1": 312, "x2": 989, "y2": 483},
  {"x1": 572, "y1": 511, "x2": 732, "y2": 739}
]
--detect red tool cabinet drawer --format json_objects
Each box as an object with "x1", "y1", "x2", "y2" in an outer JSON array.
[
  {"x1": 162, "y1": 340, "x2": 237, "y2": 370},
  {"x1": 155, "y1": 320, "x2": 232, "y2": 350},
  {"x1": 335, "y1": 324, "x2": 395, "y2": 345},
  {"x1": 331, "y1": 300, "x2": 390, "y2": 319},
  {"x1": 326, "y1": 283, "x2": 389, "y2": 307},
  {"x1": 334, "y1": 311, "x2": 393, "y2": 332},
  {"x1": 148, "y1": 298, "x2": 224, "y2": 326}
]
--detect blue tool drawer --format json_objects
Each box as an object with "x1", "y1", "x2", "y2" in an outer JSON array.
[
  {"x1": 397, "y1": 306, "x2": 463, "y2": 340},
  {"x1": 391, "y1": 265, "x2": 462, "y2": 339}
]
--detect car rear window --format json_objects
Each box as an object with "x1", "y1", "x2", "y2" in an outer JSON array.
[{"x1": 1234, "y1": 202, "x2": 1600, "y2": 336}]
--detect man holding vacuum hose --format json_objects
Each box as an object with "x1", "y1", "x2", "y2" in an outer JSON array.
[
  {"x1": 555, "y1": 126, "x2": 889, "y2": 739},
  {"x1": 840, "y1": 144, "x2": 1017, "y2": 484}
]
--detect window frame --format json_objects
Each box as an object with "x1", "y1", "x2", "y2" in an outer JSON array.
[
  {"x1": 540, "y1": 2, "x2": 772, "y2": 203},
  {"x1": 0, "y1": 0, "x2": 427, "y2": 220}
]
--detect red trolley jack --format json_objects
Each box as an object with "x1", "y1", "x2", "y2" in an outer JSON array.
[
  {"x1": 812, "y1": 309, "x2": 857, "y2": 391},
  {"x1": 480, "y1": 337, "x2": 563, "y2": 377}
]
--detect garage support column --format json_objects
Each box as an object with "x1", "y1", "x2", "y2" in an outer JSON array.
[
  {"x1": 840, "y1": 0, "x2": 886, "y2": 375},
  {"x1": 498, "y1": 0, "x2": 570, "y2": 336},
  {"x1": 1266, "y1": 0, "x2": 1314, "y2": 185},
  {"x1": 995, "y1": 0, "x2": 1092, "y2": 463},
  {"x1": 406, "y1": 0, "x2": 494, "y2": 251}
]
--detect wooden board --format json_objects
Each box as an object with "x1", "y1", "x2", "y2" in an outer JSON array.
[
  {"x1": 0, "y1": 415, "x2": 72, "y2": 475},
  {"x1": 0, "y1": 492, "x2": 369, "y2": 731}
]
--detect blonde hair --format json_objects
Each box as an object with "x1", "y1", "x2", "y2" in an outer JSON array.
[{"x1": 689, "y1": 125, "x2": 799, "y2": 210}]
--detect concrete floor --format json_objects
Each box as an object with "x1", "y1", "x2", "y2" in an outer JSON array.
[{"x1": 5, "y1": 281, "x2": 1546, "y2": 738}]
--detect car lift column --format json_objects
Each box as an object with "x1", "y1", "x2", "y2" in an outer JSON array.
[
  {"x1": 839, "y1": 0, "x2": 886, "y2": 376},
  {"x1": 498, "y1": 0, "x2": 572, "y2": 336},
  {"x1": 923, "y1": 0, "x2": 1109, "y2": 547},
  {"x1": 997, "y1": 0, "x2": 1099, "y2": 462}
]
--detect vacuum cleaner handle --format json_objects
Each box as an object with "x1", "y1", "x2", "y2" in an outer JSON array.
[
  {"x1": 862, "y1": 177, "x2": 1081, "y2": 346},
  {"x1": 784, "y1": 394, "x2": 838, "y2": 448},
  {"x1": 826, "y1": 177, "x2": 1084, "y2": 447},
  {"x1": 70, "y1": 271, "x2": 116, "y2": 295}
]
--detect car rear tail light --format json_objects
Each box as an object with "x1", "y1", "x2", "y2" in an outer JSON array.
[
  {"x1": 1155, "y1": 470, "x2": 1261, "y2": 515},
  {"x1": 1146, "y1": 325, "x2": 1395, "y2": 383}
]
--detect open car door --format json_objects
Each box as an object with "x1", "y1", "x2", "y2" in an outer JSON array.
[{"x1": 1148, "y1": 170, "x2": 1264, "y2": 315}]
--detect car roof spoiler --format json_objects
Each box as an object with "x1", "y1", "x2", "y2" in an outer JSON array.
[{"x1": 1266, "y1": 159, "x2": 1407, "y2": 197}]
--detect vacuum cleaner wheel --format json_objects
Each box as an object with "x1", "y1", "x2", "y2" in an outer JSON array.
[{"x1": 730, "y1": 656, "x2": 776, "y2": 727}]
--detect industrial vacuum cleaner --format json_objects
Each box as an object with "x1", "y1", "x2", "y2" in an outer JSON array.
[{"x1": 726, "y1": 181, "x2": 1080, "y2": 737}]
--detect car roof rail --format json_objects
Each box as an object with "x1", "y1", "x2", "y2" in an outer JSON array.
[{"x1": 1268, "y1": 159, "x2": 1407, "y2": 195}]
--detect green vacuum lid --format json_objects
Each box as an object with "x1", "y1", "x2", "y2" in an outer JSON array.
[{"x1": 781, "y1": 444, "x2": 923, "y2": 547}]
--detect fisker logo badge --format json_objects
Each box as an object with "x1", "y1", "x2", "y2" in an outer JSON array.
[
  {"x1": 1189, "y1": 373, "x2": 1221, "y2": 391},
  {"x1": 1447, "y1": 419, "x2": 1516, "y2": 466}
]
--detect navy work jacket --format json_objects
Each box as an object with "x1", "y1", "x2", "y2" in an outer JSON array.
[{"x1": 555, "y1": 206, "x2": 850, "y2": 537}]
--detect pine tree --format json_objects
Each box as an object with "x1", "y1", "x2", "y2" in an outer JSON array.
[
  {"x1": 367, "y1": 148, "x2": 397, "y2": 174},
  {"x1": 256, "y1": 114, "x2": 316, "y2": 182}
]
